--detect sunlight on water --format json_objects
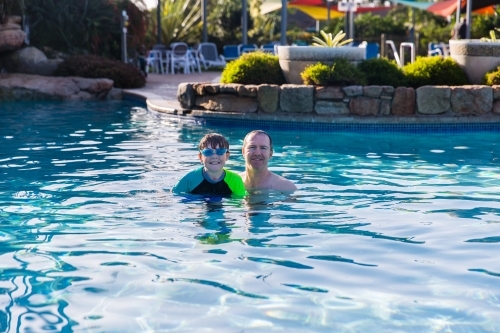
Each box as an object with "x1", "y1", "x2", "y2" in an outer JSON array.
[{"x1": 1, "y1": 101, "x2": 500, "y2": 332}]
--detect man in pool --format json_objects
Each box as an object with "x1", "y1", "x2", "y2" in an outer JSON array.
[
  {"x1": 240, "y1": 130, "x2": 297, "y2": 192},
  {"x1": 171, "y1": 133, "x2": 246, "y2": 196}
]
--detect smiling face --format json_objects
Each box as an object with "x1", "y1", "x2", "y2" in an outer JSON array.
[
  {"x1": 198, "y1": 143, "x2": 230, "y2": 173},
  {"x1": 242, "y1": 132, "x2": 273, "y2": 172}
]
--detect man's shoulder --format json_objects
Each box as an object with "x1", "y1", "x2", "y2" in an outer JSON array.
[{"x1": 270, "y1": 172, "x2": 297, "y2": 191}]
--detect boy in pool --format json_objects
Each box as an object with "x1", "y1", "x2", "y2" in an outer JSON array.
[{"x1": 171, "y1": 133, "x2": 246, "y2": 196}]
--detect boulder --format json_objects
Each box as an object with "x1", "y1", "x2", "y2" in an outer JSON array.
[
  {"x1": 280, "y1": 84, "x2": 314, "y2": 113},
  {"x1": 0, "y1": 28, "x2": 25, "y2": 53},
  {"x1": 0, "y1": 73, "x2": 114, "y2": 101},
  {"x1": 0, "y1": 46, "x2": 62, "y2": 76}
]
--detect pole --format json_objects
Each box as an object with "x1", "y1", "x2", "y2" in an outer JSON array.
[
  {"x1": 327, "y1": 1, "x2": 330, "y2": 25},
  {"x1": 202, "y1": 0, "x2": 207, "y2": 42},
  {"x1": 455, "y1": 0, "x2": 461, "y2": 25},
  {"x1": 280, "y1": 0, "x2": 287, "y2": 45},
  {"x1": 121, "y1": 10, "x2": 128, "y2": 63},
  {"x1": 157, "y1": 0, "x2": 161, "y2": 44},
  {"x1": 465, "y1": 0, "x2": 471, "y2": 39},
  {"x1": 349, "y1": 6, "x2": 354, "y2": 40},
  {"x1": 242, "y1": 0, "x2": 248, "y2": 45}
]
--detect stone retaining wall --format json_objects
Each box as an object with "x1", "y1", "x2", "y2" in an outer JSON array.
[{"x1": 178, "y1": 83, "x2": 500, "y2": 117}]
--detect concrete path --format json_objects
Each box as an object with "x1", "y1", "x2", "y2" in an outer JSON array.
[{"x1": 124, "y1": 72, "x2": 221, "y2": 110}]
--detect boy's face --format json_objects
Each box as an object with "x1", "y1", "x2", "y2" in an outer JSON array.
[{"x1": 198, "y1": 143, "x2": 230, "y2": 173}]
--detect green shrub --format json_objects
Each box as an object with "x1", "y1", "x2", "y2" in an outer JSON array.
[
  {"x1": 483, "y1": 66, "x2": 500, "y2": 85},
  {"x1": 358, "y1": 58, "x2": 407, "y2": 87},
  {"x1": 300, "y1": 58, "x2": 367, "y2": 86},
  {"x1": 55, "y1": 55, "x2": 146, "y2": 89},
  {"x1": 220, "y1": 51, "x2": 286, "y2": 85},
  {"x1": 403, "y1": 56, "x2": 469, "y2": 88}
]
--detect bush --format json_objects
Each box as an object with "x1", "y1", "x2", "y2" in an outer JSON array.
[
  {"x1": 300, "y1": 58, "x2": 367, "y2": 86},
  {"x1": 220, "y1": 51, "x2": 286, "y2": 85},
  {"x1": 483, "y1": 66, "x2": 500, "y2": 85},
  {"x1": 358, "y1": 58, "x2": 407, "y2": 87},
  {"x1": 403, "y1": 56, "x2": 469, "y2": 88},
  {"x1": 55, "y1": 55, "x2": 146, "y2": 89}
]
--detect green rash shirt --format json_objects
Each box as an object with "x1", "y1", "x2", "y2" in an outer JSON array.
[{"x1": 171, "y1": 167, "x2": 246, "y2": 197}]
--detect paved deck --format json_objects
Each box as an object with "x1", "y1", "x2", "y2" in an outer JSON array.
[{"x1": 123, "y1": 72, "x2": 221, "y2": 111}]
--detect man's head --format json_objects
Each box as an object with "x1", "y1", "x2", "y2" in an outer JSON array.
[
  {"x1": 242, "y1": 130, "x2": 273, "y2": 171},
  {"x1": 243, "y1": 130, "x2": 273, "y2": 153},
  {"x1": 197, "y1": 133, "x2": 230, "y2": 173}
]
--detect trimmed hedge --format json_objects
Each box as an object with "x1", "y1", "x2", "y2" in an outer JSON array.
[
  {"x1": 220, "y1": 51, "x2": 286, "y2": 85},
  {"x1": 300, "y1": 58, "x2": 367, "y2": 86},
  {"x1": 55, "y1": 55, "x2": 146, "y2": 89},
  {"x1": 358, "y1": 58, "x2": 407, "y2": 87},
  {"x1": 403, "y1": 56, "x2": 469, "y2": 88}
]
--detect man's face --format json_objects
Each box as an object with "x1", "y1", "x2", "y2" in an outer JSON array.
[
  {"x1": 242, "y1": 133, "x2": 272, "y2": 171},
  {"x1": 198, "y1": 143, "x2": 229, "y2": 173}
]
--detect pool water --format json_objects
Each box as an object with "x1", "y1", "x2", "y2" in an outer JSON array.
[{"x1": 1, "y1": 100, "x2": 500, "y2": 332}]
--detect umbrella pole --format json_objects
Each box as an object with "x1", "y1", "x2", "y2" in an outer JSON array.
[
  {"x1": 466, "y1": 0, "x2": 471, "y2": 39},
  {"x1": 455, "y1": 0, "x2": 461, "y2": 25}
]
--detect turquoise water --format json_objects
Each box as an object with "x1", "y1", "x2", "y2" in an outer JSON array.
[{"x1": 1, "y1": 100, "x2": 500, "y2": 332}]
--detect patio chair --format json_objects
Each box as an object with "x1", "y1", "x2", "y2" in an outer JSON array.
[
  {"x1": 145, "y1": 50, "x2": 163, "y2": 74},
  {"x1": 428, "y1": 42, "x2": 449, "y2": 57},
  {"x1": 170, "y1": 42, "x2": 190, "y2": 74},
  {"x1": 239, "y1": 44, "x2": 258, "y2": 54},
  {"x1": 197, "y1": 42, "x2": 227, "y2": 69},
  {"x1": 223, "y1": 45, "x2": 240, "y2": 61},
  {"x1": 187, "y1": 48, "x2": 202, "y2": 73},
  {"x1": 152, "y1": 44, "x2": 170, "y2": 74},
  {"x1": 260, "y1": 43, "x2": 276, "y2": 54}
]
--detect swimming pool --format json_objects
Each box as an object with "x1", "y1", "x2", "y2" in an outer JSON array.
[{"x1": 1, "y1": 100, "x2": 500, "y2": 332}]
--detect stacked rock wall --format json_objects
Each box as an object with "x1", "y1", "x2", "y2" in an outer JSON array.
[{"x1": 178, "y1": 83, "x2": 500, "y2": 117}]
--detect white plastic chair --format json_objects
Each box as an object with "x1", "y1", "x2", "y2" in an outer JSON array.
[
  {"x1": 188, "y1": 48, "x2": 202, "y2": 73},
  {"x1": 170, "y1": 42, "x2": 191, "y2": 74},
  {"x1": 145, "y1": 50, "x2": 163, "y2": 74},
  {"x1": 197, "y1": 42, "x2": 227, "y2": 69}
]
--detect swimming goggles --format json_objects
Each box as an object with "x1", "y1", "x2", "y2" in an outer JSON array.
[{"x1": 200, "y1": 148, "x2": 228, "y2": 157}]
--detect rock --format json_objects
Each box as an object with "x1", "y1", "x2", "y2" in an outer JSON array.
[
  {"x1": 493, "y1": 100, "x2": 500, "y2": 114},
  {"x1": 237, "y1": 84, "x2": 258, "y2": 97},
  {"x1": 363, "y1": 86, "x2": 383, "y2": 98},
  {"x1": 380, "y1": 100, "x2": 391, "y2": 115},
  {"x1": 0, "y1": 73, "x2": 113, "y2": 101},
  {"x1": 392, "y1": 87, "x2": 415, "y2": 116},
  {"x1": 314, "y1": 100, "x2": 349, "y2": 115},
  {"x1": 0, "y1": 23, "x2": 22, "y2": 31},
  {"x1": 342, "y1": 85, "x2": 363, "y2": 97},
  {"x1": 315, "y1": 86, "x2": 344, "y2": 99},
  {"x1": 450, "y1": 85, "x2": 492, "y2": 115},
  {"x1": 193, "y1": 83, "x2": 206, "y2": 95},
  {"x1": 257, "y1": 84, "x2": 279, "y2": 113},
  {"x1": 416, "y1": 86, "x2": 451, "y2": 114},
  {"x1": 196, "y1": 94, "x2": 258, "y2": 112},
  {"x1": 106, "y1": 88, "x2": 123, "y2": 100},
  {"x1": 219, "y1": 84, "x2": 241, "y2": 93},
  {"x1": 280, "y1": 84, "x2": 314, "y2": 113},
  {"x1": 177, "y1": 83, "x2": 195, "y2": 108},
  {"x1": 0, "y1": 47, "x2": 62, "y2": 76},
  {"x1": 0, "y1": 29, "x2": 25, "y2": 53},
  {"x1": 350, "y1": 97, "x2": 380, "y2": 116}
]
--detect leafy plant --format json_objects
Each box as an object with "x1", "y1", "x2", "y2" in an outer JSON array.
[
  {"x1": 312, "y1": 29, "x2": 353, "y2": 47},
  {"x1": 159, "y1": 0, "x2": 201, "y2": 46},
  {"x1": 301, "y1": 58, "x2": 367, "y2": 86},
  {"x1": 358, "y1": 58, "x2": 407, "y2": 87},
  {"x1": 55, "y1": 55, "x2": 146, "y2": 88},
  {"x1": 483, "y1": 66, "x2": 500, "y2": 85},
  {"x1": 0, "y1": 0, "x2": 25, "y2": 23},
  {"x1": 220, "y1": 51, "x2": 285, "y2": 85},
  {"x1": 403, "y1": 56, "x2": 469, "y2": 88},
  {"x1": 480, "y1": 28, "x2": 500, "y2": 42}
]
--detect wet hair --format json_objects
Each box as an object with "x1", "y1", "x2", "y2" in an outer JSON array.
[
  {"x1": 243, "y1": 130, "x2": 273, "y2": 152},
  {"x1": 198, "y1": 133, "x2": 229, "y2": 150}
]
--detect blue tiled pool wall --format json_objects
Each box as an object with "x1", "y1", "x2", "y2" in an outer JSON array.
[{"x1": 159, "y1": 113, "x2": 500, "y2": 133}]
